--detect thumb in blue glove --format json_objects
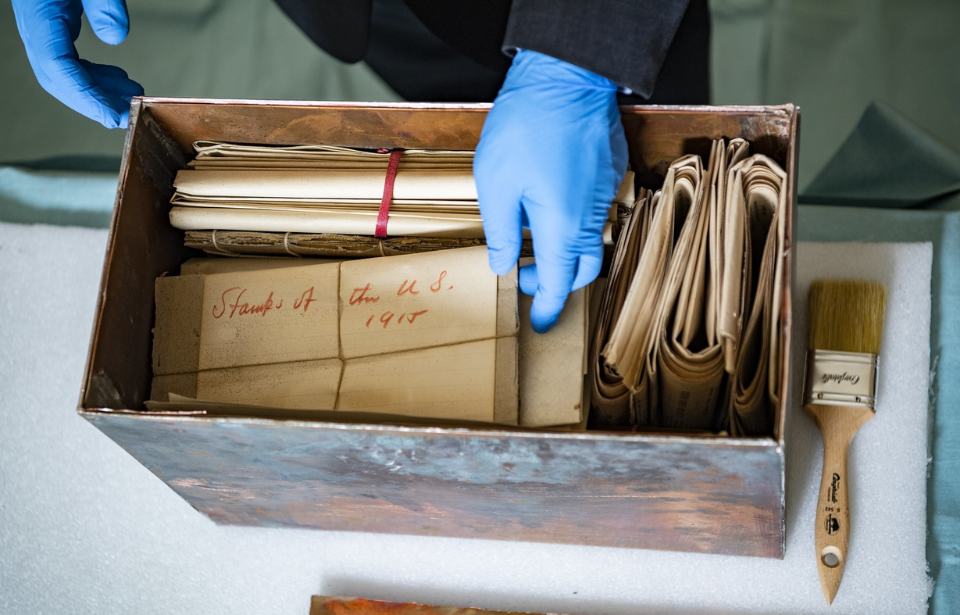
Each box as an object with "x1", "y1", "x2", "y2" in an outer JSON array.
[
  {"x1": 13, "y1": 0, "x2": 144, "y2": 128},
  {"x1": 474, "y1": 49, "x2": 628, "y2": 333}
]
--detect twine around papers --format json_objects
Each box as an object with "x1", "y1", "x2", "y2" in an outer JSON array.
[
  {"x1": 375, "y1": 149, "x2": 403, "y2": 239},
  {"x1": 210, "y1": 229, "x2": 235, "y2": 256},
  {"x1": 282, "y1": 232, "x2": 302, "y2": 257}
]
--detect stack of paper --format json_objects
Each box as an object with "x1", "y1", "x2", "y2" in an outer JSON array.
[
  {"x1": 593, "y1": 139, "x2": 787, "y2": 435},
  {"x1": 151, "y1": 246, "x2": 520, "y2": 424},
  {"x1": 590, "y1": 187, "x2": 655, "y2": 427},
  {"x1": 180, "y1": 230, "x2": 515, "y2": 259},
  {"x1": 170, "y1": 142, "x2": 484, "y2": 237},
  {"x1": 169, "y1": 142, "x2": 634, "y2": 254},
  {"x1": 155, "y1": 254, "x2": 592, "y2": 428}
]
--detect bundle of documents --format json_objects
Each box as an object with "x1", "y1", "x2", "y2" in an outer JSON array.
[
  {"x1": 150, "y1": 246, "x2": 591, "y2": 428},
  {"x1": 170, "y1": 141, "x2": 483, "y2": 238},
  {"x1": 152, "y1": 246, "x2": 519, "y2": 423},
  {"x1": 181, "y1": 230, "x2": 534, "y2": 259},
  {"x1": 169, "y1": 141, "x2": 633, "y2": 255},
  {"x1": 592, "y1": 139, "x2": 787, "y2": 436}
]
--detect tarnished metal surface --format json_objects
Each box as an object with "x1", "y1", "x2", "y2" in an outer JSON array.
[
  {"x1": 82, "y1": 100, "x2": 192, "y2": 410},
  {"x1": 83, "y1": 410, "x2": 783, "y2": 557},
  {"x1": 778, "y1": 108, "x2": 801, "y2": 447},
  {"x1": 145, "y1": 99, "x2": 490, "y2": 156},
  {"x1": 79, "y1": 100, "x2": 798, "y2": 558}
]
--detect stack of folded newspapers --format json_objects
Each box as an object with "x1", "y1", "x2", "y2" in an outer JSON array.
[{"x1": 591, "y1": 138, "x2": 787, "y2": 436}]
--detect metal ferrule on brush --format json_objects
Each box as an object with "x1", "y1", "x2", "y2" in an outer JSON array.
[{"x1": 803, "y1": 349, "x2": 879, "y2": 409}]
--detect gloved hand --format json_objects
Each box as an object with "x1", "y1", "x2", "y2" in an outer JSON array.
[
  {"x1": 13, "y1": 0, "x2": 144, "y2": 128},
  {"x1": 474, "y1": 49, "x2": 628, "y2": 333}
]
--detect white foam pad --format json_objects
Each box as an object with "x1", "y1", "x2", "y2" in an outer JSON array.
[{"x1": 0, "y1": 223, "x2": 931, "y2": 614}]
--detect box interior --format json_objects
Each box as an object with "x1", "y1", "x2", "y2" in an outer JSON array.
[{"x1": 81, "y1": 99, "x2": 796, "y2": 444}]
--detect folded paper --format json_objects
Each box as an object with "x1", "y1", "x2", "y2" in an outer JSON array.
[
  {"x1": 152, "y1": 246, "x2": 519, "y2": 424},
  {"x1": 159, "y1": 252, "x2": 587, "y2": 427},
  {"x1": 595, "y1": 139, "x2": 786, "y2": 435},
  {"x1": 169, "y1": 140, "x2": 633, "y2": 241}
]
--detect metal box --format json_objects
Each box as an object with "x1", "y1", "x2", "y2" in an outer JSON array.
[{"x1": 79, "y1": 98, "x2": 799, "y2": 558}]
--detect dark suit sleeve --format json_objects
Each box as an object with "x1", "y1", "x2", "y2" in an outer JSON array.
[{"x1": 501, "y1": 0, "x2": 693, "y2": 97}]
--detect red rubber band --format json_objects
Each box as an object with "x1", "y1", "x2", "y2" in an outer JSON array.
[{"x1": 375, "y1": 150, "x2": 403, "y2": 239}]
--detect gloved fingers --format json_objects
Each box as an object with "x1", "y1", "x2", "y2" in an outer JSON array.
[
  {"x1": 13, "y1": 0, "x2": 135, "y2": 129},
  {"x1": 526, "y1": 251, "x2": 577, "y2": 334},
  {"x1": 480, "y1": 203, "x2": 523, "y2": 275},
  {"x1": 518, "y1": 262, "x2": 539, "y2": 296},
  {"x1": 80, "y1": 0, "x2": 130, "y2": 45},
  {"x1": 12, "y1": 0, "x2": 83, "y2": 52},
  {"x1": 80, "y1": 60, "x2": 143, "y2": 128},
  {"x1": 519, "y1": 243, "x2": 601, "y2": 297},
  {"x1": 14, "y1": 0, "x2": 81, "y2": 73},
  {"x1": 474, "y1": 160, "x2": 524, "y2": 276},
  {"x1": 606, "y1": 100, "x2": 630, "y2": 179},
  {"x1": 38, "y1": 56, "x2": 127, "y2": 128},
  {"x1": 570, "y1": 243, "x2": 604, "y2": 291},
  {"x1": 80, "y1": 60, "x2": 128, "y2": 81},
  {"x1": 81, "y1": 60, "x2": 143, "y2": 99}
]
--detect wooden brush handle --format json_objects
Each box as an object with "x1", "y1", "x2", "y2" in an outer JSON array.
[{"x1": 804, "y1": 403, "x2": 874, "y2": 605}]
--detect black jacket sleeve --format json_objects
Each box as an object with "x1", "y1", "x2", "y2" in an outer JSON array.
[{"x1": 502, "y1": 0, "x2": 693, "y2": 97}]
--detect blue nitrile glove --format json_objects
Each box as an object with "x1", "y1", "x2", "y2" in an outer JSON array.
[
  {"x1": 474, "y1": 49, "x2": 628, "y2": 333},
  {"x1": 13, "y1": 0, "x2": 144, "y2": 128}
]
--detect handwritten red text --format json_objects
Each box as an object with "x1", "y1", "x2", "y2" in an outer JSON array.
[
  {"x1": 365, "y1": 309, "x2": 429, "y2": 328},
  {"x1": 349, "y1": 284, "x2": 380, "y2": 305}
]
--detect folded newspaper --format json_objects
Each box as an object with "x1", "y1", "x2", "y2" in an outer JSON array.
[{"x1": 594, "y1": 138, "x2": 786, "y2": 436}]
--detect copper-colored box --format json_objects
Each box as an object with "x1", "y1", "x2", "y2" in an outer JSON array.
[{"x1": 79, "y1": 98, "x2": 798, "y2": 558}]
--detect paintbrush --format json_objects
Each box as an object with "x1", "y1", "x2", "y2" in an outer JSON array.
[{"x1": 804, "y1": 279, "x2": 887, "y2": 605}]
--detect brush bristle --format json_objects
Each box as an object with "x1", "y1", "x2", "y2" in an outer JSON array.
[{"x1": 808, "y1": 279, "x2": 887, "y2": 354}]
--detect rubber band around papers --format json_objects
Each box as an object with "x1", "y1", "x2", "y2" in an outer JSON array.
[{"x1": 375, "y1": 149, "x2": 403, "y2": 239}]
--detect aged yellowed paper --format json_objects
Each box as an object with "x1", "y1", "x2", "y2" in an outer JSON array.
[
  {"x1": 339, "y1": 246, "x2": 499, "y2": 358},
  {"x1": 152, "y1": 246, "x2": 519, "y2": 424}
]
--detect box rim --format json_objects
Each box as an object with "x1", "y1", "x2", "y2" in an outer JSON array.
[
  {"x1": 78, "y1": 98, "x2": 798, "y2": 450},
  {"x1": 135, "y1": 96, "x2": 796, "y2": 117},
  {"x1": 77, "y1": 408, "x2": 782, "y2": 451}
]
